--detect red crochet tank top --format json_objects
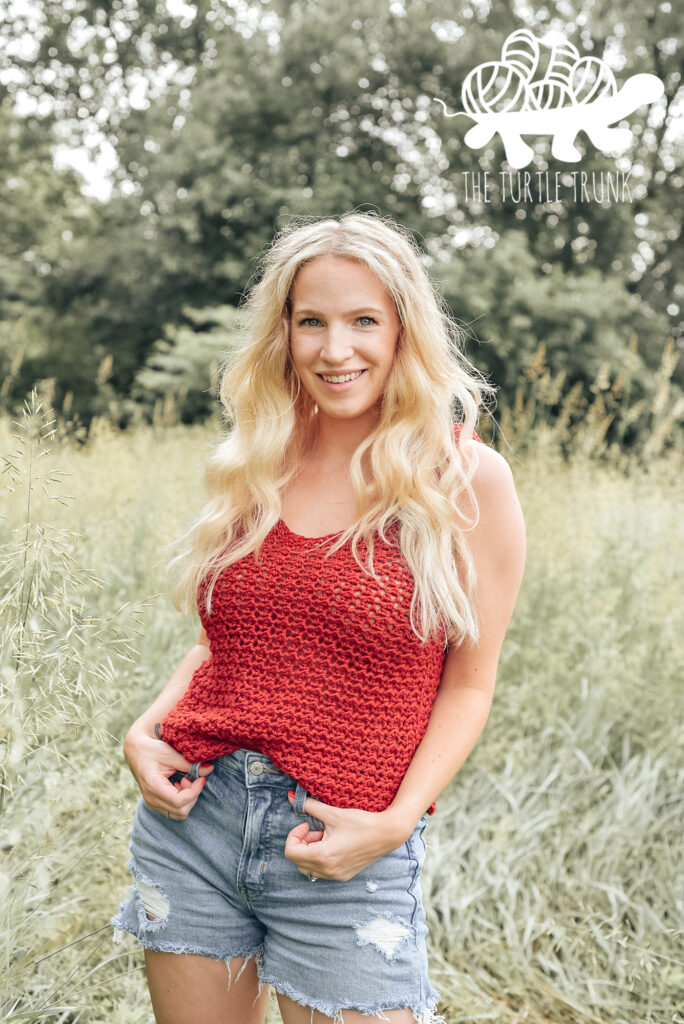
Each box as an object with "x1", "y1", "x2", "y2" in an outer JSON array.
[{"x1": 161, "y1": 424, "x2": 483, "y2": 816}]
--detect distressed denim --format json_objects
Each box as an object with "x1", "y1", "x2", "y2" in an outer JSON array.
[{"x1": 111, "y1": 748, "x2": 444, "y2": 1023}]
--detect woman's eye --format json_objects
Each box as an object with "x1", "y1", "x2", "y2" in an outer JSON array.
[{"x1": 298, "y1": 316, "x2": 376, "y2": 327}]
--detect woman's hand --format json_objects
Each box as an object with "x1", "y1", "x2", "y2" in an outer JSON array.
[
  {"x1": 284, "y1": 793, "x2": 415, "y2": 881},
  {"x1": 123, "y1": 722, "x2": 213, "y2": 821}
]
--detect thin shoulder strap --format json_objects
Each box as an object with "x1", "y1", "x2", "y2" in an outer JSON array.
[{"x1": 453, "y1": 422, "x2": 484, "y2": 443}]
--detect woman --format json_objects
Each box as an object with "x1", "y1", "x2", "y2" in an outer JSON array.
[{"x1": 111, "y1": 211, "x2": 526, "y2": 1024}]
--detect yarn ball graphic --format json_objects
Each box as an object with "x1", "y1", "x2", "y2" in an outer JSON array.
[
  {"x1": 543, "y1": 39, "x2": 581, "y2": 87},
  {"x1": 571, "y1": 56, "x2": 618, "y2": 105},
  {"x1": 528, "y1": 80, "x2": 574, "y2": 110},
  {"x1": 462, "y1": 61, "x2": 536, "y2": 116},
  {"x1": 433, "y1": 27, "x2": 664, "y2": 168},
  {"x1": 501, "y1": 27, "x2": 539, "y2": 81},
  {"x1": 461, "y1": 31, "x2": 620, "y2": 113}
]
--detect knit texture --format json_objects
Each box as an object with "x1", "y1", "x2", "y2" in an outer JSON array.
[{"x1": 161, "y1": 423, "x2": 484, "y2": 816}]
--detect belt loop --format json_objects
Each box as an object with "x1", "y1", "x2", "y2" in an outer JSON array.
[{"x1": 293, "y1": 782, "x2": 308, "y2": 814}]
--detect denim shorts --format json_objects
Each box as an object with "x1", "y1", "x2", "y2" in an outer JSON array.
[{"x1": 110, "y1": 748, "x2": 444, "y2": 1023}]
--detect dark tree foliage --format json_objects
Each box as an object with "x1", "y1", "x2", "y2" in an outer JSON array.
[{"x1": 0, "y1": 0, "x2": 681, "y2": 431}]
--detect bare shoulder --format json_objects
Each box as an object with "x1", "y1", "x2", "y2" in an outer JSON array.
[
  {"x1": 457, "y1": 440, "x2": 522, "y2": 530},
  {"x1": 467, "y1": 438, "x2": 512, "y2": 481},
  {"x1": 467, "y1": 443, "x2": 525, "y2": 564}
]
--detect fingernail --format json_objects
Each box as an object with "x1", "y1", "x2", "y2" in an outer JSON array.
[
  {"x1": 201, "y1": 762, "x2": 213, "y2": 768},
  {"x1": 288, "y1": 790, "x2": 295, "y2": 798},
  {"x1": 201, "y1": 778, "x2": 206, "y2": 787}
]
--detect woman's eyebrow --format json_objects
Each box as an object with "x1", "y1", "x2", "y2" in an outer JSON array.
[{"x1": 294, "y1": 307, "x2": 384, "y2": 316}]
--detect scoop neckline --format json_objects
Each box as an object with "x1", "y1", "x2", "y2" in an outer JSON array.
[{"x1": 277, "y1": 518, "x2": 346, "y2": 542}]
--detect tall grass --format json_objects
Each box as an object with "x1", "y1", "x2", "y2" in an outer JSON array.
[{"x1": 0, "y1": 347, "x2": 682, "y2": 1022}]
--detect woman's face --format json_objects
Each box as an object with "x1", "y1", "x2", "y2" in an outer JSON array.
[{"x1": 289, "y1": 255, "x2": 401, "y2": 423}]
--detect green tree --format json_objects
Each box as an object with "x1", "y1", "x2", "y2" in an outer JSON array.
[
  {"x1": 1, "y1": 0, "x2": 681, "y2": 428},
  {"x1": 433, "y1": 230, "x2": 672, "y2": 400},
  {"x1": 131, "y1": 304, "x2": 239, "y2": 422}
]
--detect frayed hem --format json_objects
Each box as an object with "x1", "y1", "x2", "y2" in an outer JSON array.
[
  {"x1": 258, "y1": 969, "x2": 444, "y2": 1024},
  {"x1": 410, "y1": 1009, "x2": 448, "y2": 1024},
  {"x1": 109, "y1": 918, "x2": 264, "y2": 965}
]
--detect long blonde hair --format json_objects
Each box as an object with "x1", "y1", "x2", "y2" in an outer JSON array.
[{"x1": 164, "y1": 211, "x2": 497, "y2": 648}]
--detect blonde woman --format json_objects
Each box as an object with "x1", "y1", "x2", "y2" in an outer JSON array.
[{"x1": 111, "y1": 211, "x2": 526, "y2": 1024}]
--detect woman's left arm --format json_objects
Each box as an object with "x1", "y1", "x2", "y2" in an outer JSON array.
[
  {"x1": 285, "y1": 445, "x2": 526, "y2": 878},
  {"x1": 384, "y1": 445, "x2": 527, "y2": 833}
]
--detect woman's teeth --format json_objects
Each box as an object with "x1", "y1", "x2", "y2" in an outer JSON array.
[{"x1": 319, "y1": 370, "x2": 365, "y2": 383}]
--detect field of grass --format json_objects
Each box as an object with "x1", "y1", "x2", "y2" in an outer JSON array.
[{"x1": 1, "y1": 374, "x2": 682, "y2": 1023}]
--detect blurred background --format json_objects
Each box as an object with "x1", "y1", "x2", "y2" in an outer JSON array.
[
  {"x1": 1, "y1": 2, "x2": 682, "y2": 1022},
  {"x1": 0, "y1": 0, "x2": 682, "y2": 443}
]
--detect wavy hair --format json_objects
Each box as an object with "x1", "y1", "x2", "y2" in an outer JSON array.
[{"x1": 164, "y1": 211, "x2": 497, "y2": 647}]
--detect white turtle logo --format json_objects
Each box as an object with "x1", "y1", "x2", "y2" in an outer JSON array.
[{"x1": 434, "y1": 28, "x2": 664, "y2": 169}]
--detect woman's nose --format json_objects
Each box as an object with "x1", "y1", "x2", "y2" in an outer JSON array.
[{"x1": 318, "y1": 325, "x2": 354, "y2": 360}]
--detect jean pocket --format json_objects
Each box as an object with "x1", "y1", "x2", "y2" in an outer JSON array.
[
  {"x1": 138, "y1": 799, "x2": 175, "y2": 824},
  {"x1": 408, "y1": 819, "x2": 428, "y2": 869}
]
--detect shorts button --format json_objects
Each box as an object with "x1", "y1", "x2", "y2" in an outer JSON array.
[{"x1": 250, "y1": 762, "x2": 264, "y2": 775}]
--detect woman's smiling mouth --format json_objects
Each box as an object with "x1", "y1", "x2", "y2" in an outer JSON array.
[{"x1": 317, "y1": 369, "x2": 367, "y2": 385}]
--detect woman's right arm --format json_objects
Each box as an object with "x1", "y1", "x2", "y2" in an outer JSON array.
[
  {"x1": 125, "y1": 629, "x2": 211, "y2": 740},
  {"x1": 122, "y1": 626, "x2": 214, "y2": 819}
]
